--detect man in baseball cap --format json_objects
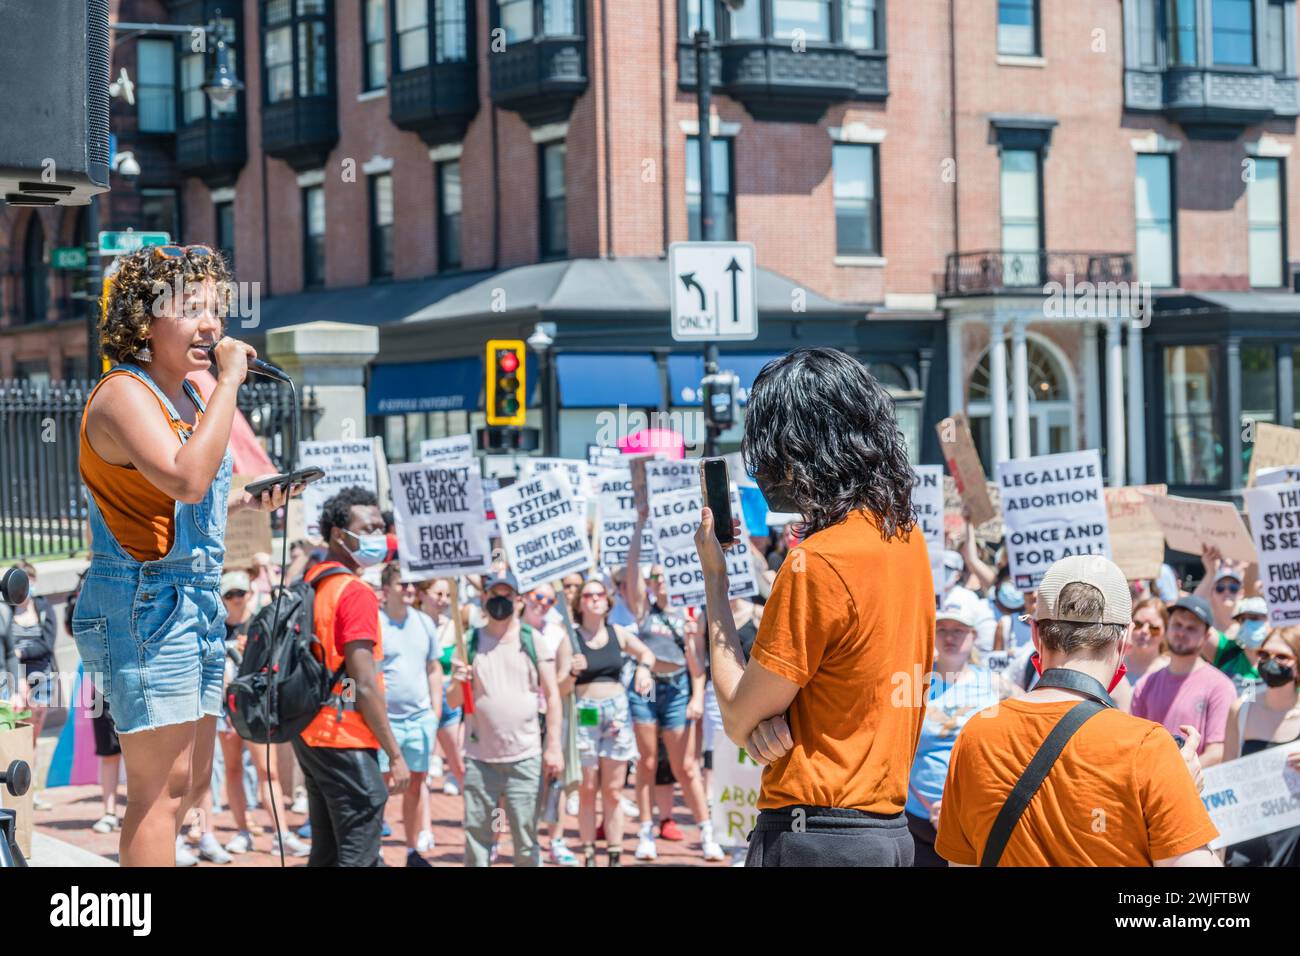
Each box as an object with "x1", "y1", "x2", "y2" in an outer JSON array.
[{"x1": 934, "y1": 554, "x2": 1219, "y2": 867}]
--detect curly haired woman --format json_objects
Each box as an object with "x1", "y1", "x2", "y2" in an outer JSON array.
[{"x1": 72, "y1": 245, "x2": 296, "y2": 866}]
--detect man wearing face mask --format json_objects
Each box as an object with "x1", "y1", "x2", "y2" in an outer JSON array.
[{"x1": 294, "y1": 486, "x2": 410, "y2": 867}]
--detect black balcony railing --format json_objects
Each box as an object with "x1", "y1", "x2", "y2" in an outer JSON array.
[
  {"x1": 943, "y1": 250, "x2": 1136, "y2": 296},
  {"x1": 489, "y1": 36, "x2": 588, "y2": 126},
  {"x1": 262, "y1": 97, "x2": 339, "y2": 172},
  {"x1": 177, "y1": 114, "x2": 248, "y2": 186},
  {"x1": 390, "y1": 63, "x2": 480, "y2": 145}
]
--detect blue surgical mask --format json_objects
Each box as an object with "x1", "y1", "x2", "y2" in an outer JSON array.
[
  {"x1": 343, "y1": 530, "x2": 388, "y2": 568},
  {"x1": 997, "y1": 581, "x2": 1024, "y2": 611},
  {"x1": 1236, "y1": 618, "x2": 1268, "y2": 649}
]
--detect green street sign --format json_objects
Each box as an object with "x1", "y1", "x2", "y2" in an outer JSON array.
[
  {"x1": 97, "y1": 230, "x2": 170, "y2": 257},
  {"x1": 51, "y1": 247, "x2": 87, "y2": 270}
]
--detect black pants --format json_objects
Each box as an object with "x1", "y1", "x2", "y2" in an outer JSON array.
[
  {"x1": 905, "y1": 811, "x2": 947, "y2": 867},
  {"x1": 291, "y1": 740, "x2": 387, "y2": 867},
  {"x1": 745, "y1": 806, "x2": 914, "y2": 867}
]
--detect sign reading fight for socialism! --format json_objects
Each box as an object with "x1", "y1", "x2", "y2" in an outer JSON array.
[
  {"x1": 709, "y1": 736, "x2": 762, "y2": 850},
  {"x1": 420, "y1": 433, "x2": 474, "y2": 468},
  {"x1": 389, "y1": 461, "x2": 492, "y2": 580},
  {"x1": 996, "y1": 450, "x2": 1110, "y2": 590},
  {"x1": 914, "y1": 465, "x2": 945, "y2": 597},
  {"x1": 299, "y1": 438, "x2": 381, "y2": 539},
  {"x1": 492, "y1": 470, "x2": 594, "y2": 592},
  {"x1": 596, "y1": 470, "x2": 656, "y2": 569},
  {"x1": 1199, "y1": 741, "x2": 1300, "y2": 850},
  {"x1": 1243, "y1": 481, "x2": 1300, "y2": 626},
  {"x1": 652, "y1": 485, "x2": 757, "y2": 608}
]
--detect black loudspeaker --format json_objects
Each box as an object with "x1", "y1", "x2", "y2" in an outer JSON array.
[{"x1": 0, "y1": 0, "x2": 111, "y2": 206}]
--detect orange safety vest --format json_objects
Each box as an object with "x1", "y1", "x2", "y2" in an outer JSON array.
[{"x1": 298, "y1": 562, "x2": 385, "y2": 750}]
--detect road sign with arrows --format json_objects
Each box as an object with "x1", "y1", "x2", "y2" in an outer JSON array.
[{"x1": 668, "y1": 241, "x2": 758, "y2": 342}]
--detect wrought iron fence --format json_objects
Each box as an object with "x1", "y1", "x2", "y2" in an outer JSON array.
[
  {"x1": 943, "y1": 250, "x2": 1135, "y2": 296},
  {"x1": 0, "y1": 378, "x2": 319, "y2": 562}
]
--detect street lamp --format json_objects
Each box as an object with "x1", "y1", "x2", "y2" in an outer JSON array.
[
  {"x1": 202, "y1": 17, "x2": 244, "y2": 108},
  {"x1": 527, "y1": 322, "x2": 558, "y2": 455}
]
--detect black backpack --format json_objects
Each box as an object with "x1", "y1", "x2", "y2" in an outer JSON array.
[{"x1": 226, "y1": 566, "x2": 352, "y2": 744}]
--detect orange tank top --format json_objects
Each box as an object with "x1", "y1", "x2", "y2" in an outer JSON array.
[{"x1": 79, "y1": 370, "x2": 205, "y2": 562}]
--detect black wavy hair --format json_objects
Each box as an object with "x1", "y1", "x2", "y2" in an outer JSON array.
[
  {"x1": 742, "y1": 347, "x2": 916, "y2": 540},
  {"x1": 318, "y1": 485, "x2": 380, "y2": 543}
]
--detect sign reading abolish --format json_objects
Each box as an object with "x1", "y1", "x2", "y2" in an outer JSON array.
[
  {"x1": 299, "y1": 438, "x2": 381, "y2": 539},
  {"x1": 596, "y1": 469, "x2": 656, "y2": 569},
  {"x1": 1243, "y1": 481, "x2": 1300, "y2": 626},
  {"x1": 653, "y1": 485, "x2": 757, "y2": 608},
  {"x1": 389, "y1": 461, "x2": 492, "y2": 580},
  {"x1": 709, "y1": 735, "x2": 762, "y2": 850},
  {"x1": 913, "y1": 465, "x2": 945, "y2": 598},
  {"x1": 1200, "y1": 740, "x2": 1300, "y2": 850},
  {"x1": 420, "y1": 433, "x2": 474, "y2": 468},
  {"x1": 996, "y1": 450, "x2": 1110, "y2": 590},
  {"x1": 492, "y1": 470, "x2": 594, "y2": 592}
]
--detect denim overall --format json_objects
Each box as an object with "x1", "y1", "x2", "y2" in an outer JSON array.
[{"x1": 71, "y1": 363, "x2": 233, "y2": 734}]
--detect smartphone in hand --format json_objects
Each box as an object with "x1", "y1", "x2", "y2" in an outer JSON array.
[{"x1": 699, "y1": 457, "x2": 735, "y2": 546}]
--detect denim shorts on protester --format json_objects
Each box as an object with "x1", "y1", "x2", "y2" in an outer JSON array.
[
  {"x1": 439, "y1": 695, "x2": 463, "y2": 728},
  {"x1": 576, "y1": 693, "x2": 638, "y2": 768},
  {"x1": 70, "y1": 362, "x2": 232, "y2": 736},
  {"x1": 628, "y1": 668, "x2": 690, "y2": 730}
]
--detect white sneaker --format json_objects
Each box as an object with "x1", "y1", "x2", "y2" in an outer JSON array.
[
  {"x1": 31, "y1": 792, "x2": 53, "y2": 811},
  {"x1": 175, "y1": 836, "x2": 199, "y2": 867},
  {"x1": 290, "y1": 786, "x2": 309, "y2": 815},
  {"x1": 416, "y1": 829, "x2": 435, "y2": 853},
  {"x1": 224, "y1": 830, "x2": 253, "y2": 855},
  {"x1": 565, "y1": 792, "x2": 579, "y2": 817},
  {"x1": 634, "y1": 836, "x2": 657, "y2": 860},
  {"x1": 702, "y1": 838, "x2": 726, "y2": 861},
  {"x1": 272, "y1": 831, "x2": 311, "y2": 857},
  {"x1": 442, "y1": 777, "x2": 461, "y2": 796},
  {"x1": 430, "y1": 756, "x2": 444, "y2": 778},
  {"x1": 198, "y1": 833, "x2": 233, "y2": 864},
  {"x1": 91, "y1": 813, "x2": 119, "y2": 834},
  {"x1": 620, "y1": 796, "x2": 640, "y2": 819}
]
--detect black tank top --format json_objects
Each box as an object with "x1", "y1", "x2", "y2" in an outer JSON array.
[
  {"x1": 1242, "y1": 732, "x2": 1300, "y2": 756},
  {"x1": 576, "y1": 626, "x2": 624, "y2": 685}
]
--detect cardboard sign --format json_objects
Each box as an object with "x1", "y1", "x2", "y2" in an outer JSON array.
[
  {"x1": 914, "y1": 465, "x2": 945, "y2": 597},
  {"x1": 936, "y1": 412, "x2": 997, "y2": 527},
  {"x1": 491, "y1": 469, "x2": 594, "y2": 592},
  {"x1": 299, "y1": 438, "x2": 381, "y2": 539},
  {"x1": 420, "y1": 433, "x2": 475, "y2": 467},
  {"x1": 1243, "y1": 481, "x2": 1300, "y2": 626},
  {"x1": 653, "y1": 485, "x2": 757, "y2": 609},
  {"x1": 223, "y1": 476, "x2": 273, "y2": 570},
  {"x1": 1248, "y1": 423, "x2": 1300, "y2": 487},
  {"x1": 1200, "y1": 740, "x2": 1300, "y2": 850},
  {"x1": 1103, "y1": 484, "x2": 1168, "y2": 581},
  {"x1": 389, "y1": 461, "x2": 493, "y2": 580},
  {"x1": 943, "y1": 476, "x2": 1004, "y2": 545},
  {"x1": 996, "y1": 450, "x2": 1110, "y2": 590},
  {"x1": 709, "y1": 735, "x2": 762, "y2": 850},
  {"x1": 596, "y1": 471, "x2": 656, "y2": 569},
  {"x1": 1142, "y1": 493, "x2": 1257, "y2": 564}
]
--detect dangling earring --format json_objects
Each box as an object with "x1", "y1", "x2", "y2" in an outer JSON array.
[{"x1": 134, "y1": 345, "x2": 153, "y2": 363}]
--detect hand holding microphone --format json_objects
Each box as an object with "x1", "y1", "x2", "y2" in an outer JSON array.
[{"x1": 205, "y1": 340, "x2": 293, "y2": 385}]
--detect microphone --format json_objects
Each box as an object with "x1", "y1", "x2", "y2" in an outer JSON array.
[
  {"x1": 201, "y1": 343, "x2": 293, "y2": 384},
  {"x1": 1, "y1": 567, "x2": 29, "y2": 606}
]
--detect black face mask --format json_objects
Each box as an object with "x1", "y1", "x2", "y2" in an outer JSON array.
[
  {"x1": 1258, "y1": 658, "x2": 1296, "y2": 688},
  {"x1": 485, "y1": 594, "x2": 515, "y2": 622},
  {"x1": 755, "y1": 473, "x2": 801, "y2": 516}
]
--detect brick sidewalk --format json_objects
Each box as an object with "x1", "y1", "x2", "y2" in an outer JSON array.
[{"x1": 34, "y1": 780, "x2": 734, "y2": 868}]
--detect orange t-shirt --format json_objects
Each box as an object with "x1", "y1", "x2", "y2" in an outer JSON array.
[
  {"x1": 751, "y1": 509, "x2": 935, "y2": 814},
  {"x1": 935, "y1": 699, "x2": 1219, "y2": 866}
]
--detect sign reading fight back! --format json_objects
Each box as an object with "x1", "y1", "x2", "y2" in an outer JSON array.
[
  {"x1": 708, "y1": 735, "x2": 762, "y2": 850},
  {"x1": 389, "y1": 461, "x2": 493, "y2": 580},
  {"x1": 491, "y1": 469, "x2": 594, "y2": 592}
]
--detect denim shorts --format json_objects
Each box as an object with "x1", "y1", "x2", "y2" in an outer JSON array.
[
  {"x1": 379, "y1": 710, "x2": 438, "y2": 774},
  {"x1": 576, "y1": 693, "x2": 637, "y2": 768},
  {"x1": 628, "y1": 669, "x2": 691, "y2": 730},
  {"x1": 439, "y1": 693, "x2": 463, "y2": 729}
]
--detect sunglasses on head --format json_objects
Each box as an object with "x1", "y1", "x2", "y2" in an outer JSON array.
[
  {"x1": 153, "y1": 243, "x2": 215, "y2": 260},
  {"x1": 1216, "y1": 582, "x2": 1241, "y2": 594}
]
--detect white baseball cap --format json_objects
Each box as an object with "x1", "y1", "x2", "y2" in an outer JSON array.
[
  {"x1": 935, "y1": 590, "x2": 978, "y2": 629},
  {"x1": 1034, "y1": 555, "x2": 1132, "y2": 626}
]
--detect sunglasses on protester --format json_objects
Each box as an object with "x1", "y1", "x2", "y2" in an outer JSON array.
[
  {"x1": 581, "y1": 589, "x2": 609, "y2": 601},
  {"x1": 153, "y1": 243, "x2": 216, "y2": 260},
  {"x1": 647, "y1": 572, "x2": 663, "y2": 582},
  {"x1": 223, "y1": 589, "x2": 248, "y2": 599},
  {"x1": 528, "y1": 594, "x2": 557, "y2": 608},
  {"x1": 1216, "y1": 582, "x2": 1242, "y2": 594}
]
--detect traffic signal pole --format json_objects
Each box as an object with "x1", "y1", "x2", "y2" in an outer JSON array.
[{"x1": 695, "y1": 27, "x2": 722, "y2": 459}]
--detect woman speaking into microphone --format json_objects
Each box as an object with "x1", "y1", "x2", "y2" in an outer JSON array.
[{"x1": 73, "y1": 244, "x2": 293, "y2": 866}]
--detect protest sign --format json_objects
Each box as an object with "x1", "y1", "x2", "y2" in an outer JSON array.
[
  {"x1": 587, "y1": 444, "x2": 625, "y2": 470},
  {"x1": 224, "y1": 476, "x2": 273, "y2": 569},
  {"x1": 936, "y1": 412, "x2": 997, "y2": 527},
  {"x1": 420, "y1": 433, "x2": 475, "y2": 467},
  {"x1": 1200, "y1": 741, "x2": 1300, "y2": 850},
  {"x1": 914, "y1": 465, "x2": 945, "y2": 597},
  {"x1": 1243, "y1": 481, "x2": 1300, "y2": 626},
  {"x1": 1247, "y1": 423, "x2": 1300, "y2": 487},
  {"x1": 709, "y1": 735, "x2": 762, "y2": 850},
  {"x1": 596, "y1": 471, "x2": 656, "y2": 569},
  {"x1": 1256, "y1": 466, "x2": 1300, "y2": 487},
  {"x1": 299, "y1": 438, "x2": 380, "y2": 538},
  {"x1": 1142, "y1": 492, "x2": 1256, "y2": 564},
  {"x1": 491, "y1": 470, "x2": 593, "y2": 591},
  {"x1": 645, "y1": 459, "x2": 698, "y2": 500},
  {"x1": 653, "y1": 486, "x2": 757, "y2": 608},
  {"x1": 1103, "y1": 484, "x2": 1168, "y2": 581},
  {"x1": 522, "y1": 458, "x2": 591, "y2": 512},
  {"x1": 389, "y1": 461, "x2": 493, "y2": 580},
  {"x1": 996, "y1": 450, "x2": 1110, "y2": 590}
]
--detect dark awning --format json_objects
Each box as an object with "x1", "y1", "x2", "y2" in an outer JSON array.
[
  {"x1": 556, "y1": 353, "x2": 661, "y2": 408},
  {"x1": 366, "y1": 352, "x2": 539, "y2": 416}
]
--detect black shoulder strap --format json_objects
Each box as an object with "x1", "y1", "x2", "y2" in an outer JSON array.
[{"x1": 979, "y1": 699, "x2": 1106, "y2": 867}]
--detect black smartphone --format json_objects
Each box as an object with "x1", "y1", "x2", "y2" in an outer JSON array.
[
  {"x1": 243, "y1": 466, "x2": 325, "y2": 498},
  {"x1": 699, "y1": 457, "x2": 735, "y2": 546}
]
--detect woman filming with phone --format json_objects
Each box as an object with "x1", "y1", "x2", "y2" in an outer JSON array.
[{"x1": 73, "y1": 244, "x2": 299, "y2": 867}]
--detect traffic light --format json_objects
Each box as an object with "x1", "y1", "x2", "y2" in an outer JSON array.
[
  {"x1": 485, "y1": 339, "x2": 527, "y2": 426},
  {"x1": 701, "y1": 370, "x2": 739, "y2": 430}
]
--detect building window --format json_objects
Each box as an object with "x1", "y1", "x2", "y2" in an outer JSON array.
[
  {"x1": 969, "y1": 338, "x2": 1073, "y2": 469},
  {"x1": 729, "y1": 0, "x2": 762, "y2": 37},
  {"x1": 140, "y1": 188, "x2": 180, "y2": 239},
  {"x1": 1212, "y1": 0, "x2": 1255, "y2": 66},
  {"x1": 303, "y1": 185, "x2": 325, "y2": 287},
  {"x1": 264, "y1": 0, "x2": 331, "y2": 103},
  {"x1": 1248, "y1": 157, "x2": 1285, "y2": 288},
  {"x1": 833, "y1": 143, "x2": 880, "y2": 255},
  {"x1": 1164, "y1": 345, "x2": 1222, "y2": 486},
  {"x1": 265, "y1": 2, "x2": 295, "y2": 101},
  {"x1": 543, "y1": 0, "x2": 577, "y2": 33},
  {"x1": 370, "y1": 173, "x2": 394, "y2": 279},
  {"x1": 1136, "y1": 0, "x2": 1159, "y2": 66},
  {"x1": 396, "y1": 0, "x2": 428, "y2": 70},
  {"x1": 540, "y1": 142, "x2": 567, "y2": 258},
  {"x1": 137, "y1": 38, "x2": 177, "y2": 132},
  {"x1": 773, "y1": 0, "x2": 832, "y2": 42},
  {"x1": 686, "y1": 136, "x2": 735, "y2": 241},
  {"x1": 216, "y1": 201, "x2": 236, "y2": 275},
  {"x1": 498, "y1": 0, "x2": 534, "y2": 42},
  {"x1": 22, "y1": 216, "x2": 46, "y2": 324},
  {"x1": 998, "y1": 0, "x2": 1038, "y2": 56},
  {"x1": 843, "y1": 0, "x2": 879, "y2": 50},
  {"x1": 1000, "y1": 148, "x2": 1041, "y2": 286},
  {"x1": 436, "y1": 0, "x2": 470, "y2": 62},
  {"x1": 298, "y1": 14, "x2": 329, "y2": 94},
  {"x1": 684, "y1": 0, "x2": 715, "y2": 34},
  {"x1": 1168, "y1": 0, "x2": 1199, "y2": 65},
  {"x1": 364, "y1": 0, "x2": 387, "y2": 89},
  {"x1": 1241, "y1": 344, "x2": 1278, "y2": 473},
  {"x1": 1266, "y1": 0, "x2": 1288, "y2": 72},
  {"x1": 1135, "y1": 154, "x2": 1175, "y2": 287},
  {"x1": 438, "y1": 160, "x2": 462, "y2": 269}
]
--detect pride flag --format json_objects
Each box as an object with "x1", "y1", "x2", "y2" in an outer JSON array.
[{"x1": 45, "y1": 664, "x2": 100, "y2": 787}]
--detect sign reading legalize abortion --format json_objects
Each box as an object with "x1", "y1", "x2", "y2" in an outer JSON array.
[
  {"x1": 1200, "y1": 739, "x2": 1300, "y2": 850},
  {"x1": 491, "y1": 470, "x2": 593, "y2": 591},
  {"x1": 709, "y1": 735, "x2": 762, "y2": 849},
  {"x1": 299, "y1": 438, "x2": 381, "y2": 539},
  {"x1": 653, "y1": 485, "x2": 757, "y2": 608},
  {"x1": 914, "y1": 465, "x2": 945, "y2": 597},
  {"x1": 389, "y1": 461, "x2": 492, "y2": 580},
  {"x1": 596, "y1": 469, "x2": 656, "y2": 569},
  {"x1": 1243, "y1": 481, "x2": 1300, "y2": 626},
  {"x1": 996, "y1": 450, "x2": 1110, "y2": 590}
]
